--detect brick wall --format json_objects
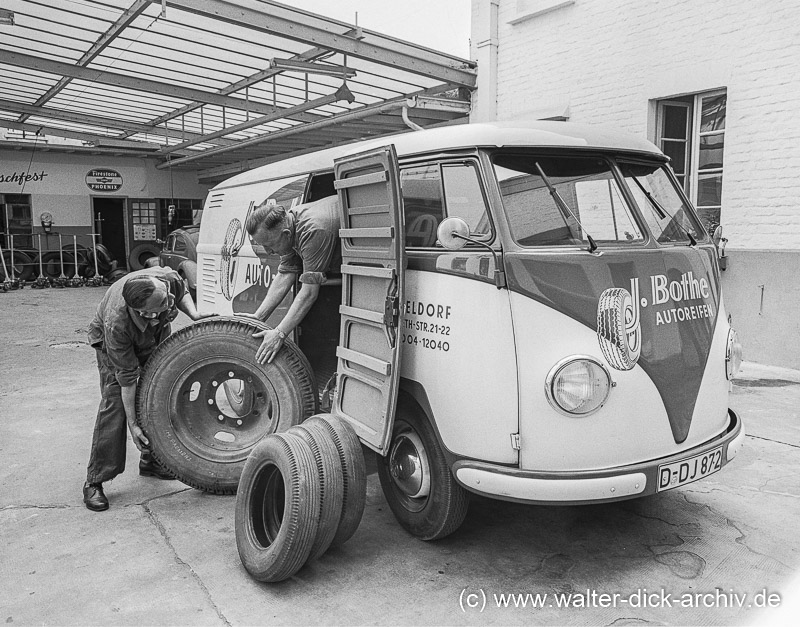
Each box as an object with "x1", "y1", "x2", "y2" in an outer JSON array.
[{"x1": 471, "y1": 0, "x2": 800, "y2": 251}]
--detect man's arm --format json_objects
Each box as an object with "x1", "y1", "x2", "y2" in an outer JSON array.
[
  {"x1": 121, "y1": 383, "x2": 149, "y2": 451},
  {"x1": 253, "y1": 281, "x2": 320, "y2": 365},
  {"x1": 176, "y1": 292, "x2": 217, "y2": 321},
  {"x1": 250, "y1": 271, "x2": 296, "y2": 322}
]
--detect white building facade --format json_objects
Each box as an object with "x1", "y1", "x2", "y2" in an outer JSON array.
[{"x1": 471, "y1": 0, "x2": 800, "y2": 368}]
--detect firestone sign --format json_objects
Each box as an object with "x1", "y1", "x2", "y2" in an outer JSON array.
[{"x1": 86, "y1": 169, "x2": 123, "y2": 192}]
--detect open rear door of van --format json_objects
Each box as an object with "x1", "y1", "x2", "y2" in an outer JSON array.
[{"x1": 332, "y1": 145, "x2": 406, "y2": 454}]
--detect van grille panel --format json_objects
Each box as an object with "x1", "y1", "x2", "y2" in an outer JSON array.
[{"x1": 200, "y1": 254, "x2": 217, "y2": 305}]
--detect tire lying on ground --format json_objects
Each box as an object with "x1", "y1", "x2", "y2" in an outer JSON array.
[
  {"x1": 235, "y1": 432, "x2": 321, "y2": 582},
  {"x1": 136, "y1": 317, "x2": 318, "y2": 494}
]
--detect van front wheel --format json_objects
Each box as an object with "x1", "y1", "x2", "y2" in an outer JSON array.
[{"x1": 376, "y1": 400, "x2": 469, "y2": 541}]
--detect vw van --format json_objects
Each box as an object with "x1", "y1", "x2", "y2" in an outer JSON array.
[{"x1": 164, "y1": 121, "x2": 745, "y2": 540}]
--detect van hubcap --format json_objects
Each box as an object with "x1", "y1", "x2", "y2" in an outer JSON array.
[{"x1": 388, "y1": 429, "x2": 431, "y2": 499}]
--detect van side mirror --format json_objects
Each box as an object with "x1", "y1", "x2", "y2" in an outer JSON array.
[
  {"x1": 437, "y1": 217, "x2": 469, "y2": 251},
  {"x1": 712, "y1": 225, "x2": 728, "y2": 270}
]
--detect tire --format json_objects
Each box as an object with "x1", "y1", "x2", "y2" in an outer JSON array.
[
  {"x1": 289, "y1": 419, "x2": 345, "y2": 561},
  {"x1": 104, "y1": 268, "x2": 128, "y2": 284},
  {"x1": 376, "y1": 395, "x2": 469, "y2": 541},
  {"x1": 136, "y1": 317, "x2": 318, "y2": 494},
  {"x1": 129, "y1": 243, "x2": 161, "y2": 271},
  {"x1": 311, "y1": 414, "x2": 367, "y2": 546},
  {"x1": 597, "y1": 287, "x2": 641, "y2": 371},
  {"x1": 88, "y1": 244, "x2": 114, "y2": 275},
  {"x1": 40, "y1": 250, "x2": 77, "y2": 279},
  {"x1": 2, "y1": 250, "x2": 34, "y2": 282},
  {"x1": 235, "y1": 432, "x2": 321, "y2": 582}
]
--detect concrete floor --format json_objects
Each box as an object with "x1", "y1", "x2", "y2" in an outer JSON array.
[{"x1": 1, "y1": 287, "x2": 798, "y2": 626}]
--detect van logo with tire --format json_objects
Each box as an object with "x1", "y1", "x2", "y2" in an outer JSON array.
[{"x1": 597, "y1": 279, "x2": 642, "y2": 371}]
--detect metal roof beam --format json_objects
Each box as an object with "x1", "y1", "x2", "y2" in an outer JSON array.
[
  {"x1": 0, "y1": 119, "x2": 160, "y2": 150},
  {"x1": 157, "y1": 83, "x2": 466, "y2": 169},
  {"x1": 0, "y1": 98, "x2": 238, "y2": 146},
  {"x1": 158, "y1": 83, "x2": 354, "y2": 155},
  {"x1": 19, "y1": 0, "x2": 152, "y2": 123},
  {"x1": 0, "y1": 50, "x2": 315, "y2": 118},
  {"x1": 138, "y1": 34, "x2": 358, "y2": 133},
  {"x1": 159, "y1": 0, "x2": 477, "y2": 88}
]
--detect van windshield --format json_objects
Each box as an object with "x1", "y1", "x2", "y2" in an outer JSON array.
[
  {"x1": 492, "y1": 153, "x2": 644, "y2": 247},
  {"x1": 618, "y1": 161, "x2": 704, "y2": 244}
]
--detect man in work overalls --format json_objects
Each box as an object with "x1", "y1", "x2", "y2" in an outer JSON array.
[{"x1": 83, "y1": 267, "x2": 214, "y2": 511}]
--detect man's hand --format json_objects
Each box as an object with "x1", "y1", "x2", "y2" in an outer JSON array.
[
  {"x1": 128, "y1": 420, "x2": 150, "y2": 452},
  {"x1": 253, "y1": 328, "x2": 285, "y2": 364}
]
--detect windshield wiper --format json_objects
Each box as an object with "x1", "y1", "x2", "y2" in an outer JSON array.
[
  {"x1": 534, "y1": 162, "x2": 598, "y2": 253},
  {"x1": 631, "y1": 176, "x2": 696, "y2": 246}
]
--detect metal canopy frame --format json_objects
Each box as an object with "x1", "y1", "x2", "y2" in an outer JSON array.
[{"x1": 0, "y1": 0, "x2": 475, "y2": 184}]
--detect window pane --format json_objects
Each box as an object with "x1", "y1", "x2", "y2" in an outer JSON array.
[
  {"x1": 662, "y1": 105, "x2": 688, "y2": 139},
  {"x1": 401, "y1": 165, "x2": 443, "y2": 248},
  {"x1": 620, "y1": 162, "x2": 703, "y2": 244},
  {"x1": 697, "y1": 173, "x2": 723, "y2": 206},
  {"x1": 698, "y1": 133, "x2": 724, "y2": 170},
  {"x1": 441, "y1": 163, "x2": 491, "y2": 236},
  {"x1": 700, "y1": 95, "x2": 726, "y2": 132},
  {"x1": 696, "y1": 207, "x2": 720, "y2": 229},
  {"x1": 493, "y1": 154, "x2": 643, "y2": 246},
  {"x1": 662, "y1": 140, "x2": 687, "y2": 174}
]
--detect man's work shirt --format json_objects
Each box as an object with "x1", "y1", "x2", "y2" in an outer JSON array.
[
  {"x1": 278, "y1": 195, "x2": 342, "y2": 285},
  {"x1": 87, "y1": 267, "x2": 186, "y2": 387}
]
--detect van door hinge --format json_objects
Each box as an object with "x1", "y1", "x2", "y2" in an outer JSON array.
[
  {"x1": 384, "y1": 294, "x2": 399, "y2": 328},
  {"x1": 510, "y1": 433, "x2": 521, "y2": 450}
]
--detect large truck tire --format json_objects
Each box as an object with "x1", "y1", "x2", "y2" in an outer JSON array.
[
  {"x1": 289, "y1": 419, "x2": 345, "y2": 561},
  {"x1": 136, "y1": 317, "x2": 318, "y2": 494},
  {"x1": 235, "y1": 432, "x2": 321, "y2": 582},
  {"x1": 376, "y1": 395, "x2": 469, "y2": 541},
  {"x1": 311, "y1": 414, "x2": 367, "y2": 546}
]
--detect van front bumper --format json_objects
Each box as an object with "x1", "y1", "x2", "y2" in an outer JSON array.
[{"x1": 452, "y1": 409, "x2": 743, "y2": 505}]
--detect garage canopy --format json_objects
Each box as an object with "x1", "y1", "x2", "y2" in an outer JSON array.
[{"x1": 0, "y1": 0, "x2": 475, "y2": 184}]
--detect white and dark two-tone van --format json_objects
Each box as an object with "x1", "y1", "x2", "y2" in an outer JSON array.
[{"x1": 138, "y1": 121, "x2": 744, "y2": 542}]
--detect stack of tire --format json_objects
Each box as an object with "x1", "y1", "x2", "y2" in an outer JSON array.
[{"x1": 235, "y1": 414, "x2": 367, "y2": 582}]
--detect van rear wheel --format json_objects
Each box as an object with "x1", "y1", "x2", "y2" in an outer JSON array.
[
  {"x1": 376, "y1": 397, "x2": 469, "y2": 540},
  {"x1": 136, "y1": 317, "x2": 318, "y2": 494}
]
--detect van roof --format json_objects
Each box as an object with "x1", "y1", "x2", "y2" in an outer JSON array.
[{"x1": 214, "y1": 120, "x2": 663, "y2": 191}]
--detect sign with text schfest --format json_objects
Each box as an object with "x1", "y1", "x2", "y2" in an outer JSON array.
[{"x1": 85, "y1": 169, "x2": 123, "y2": 192}]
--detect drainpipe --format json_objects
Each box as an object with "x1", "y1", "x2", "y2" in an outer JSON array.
[{"x1": 472, "y1": 0, "x2": 499, "y2": 122}]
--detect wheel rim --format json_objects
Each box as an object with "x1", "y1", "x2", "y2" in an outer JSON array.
[
  {"x1": 168, "y1": 357, "x2": 282, "y2": 462},
  {"x1": 250, "y1": 463, "x2": 284, "y2": 548},
  {"x1": 387, "y1": 422, "x2": 431, "y2": 512}
]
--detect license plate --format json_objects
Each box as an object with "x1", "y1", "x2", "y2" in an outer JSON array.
[{"x1": 657, "y1": 446, "x2": 723, "y2": 491}]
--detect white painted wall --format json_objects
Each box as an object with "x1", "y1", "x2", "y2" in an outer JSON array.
[{"x1": 0, "y1": 150, "x2": 209, "y2": 228}]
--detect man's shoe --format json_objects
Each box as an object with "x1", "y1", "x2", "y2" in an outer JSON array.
[
  {"x1": 139, "y1": 455, "x2": 175, "y2": 480},
  {"x1": 83, "y1": 482, "x2": 109, "y2": 511}
]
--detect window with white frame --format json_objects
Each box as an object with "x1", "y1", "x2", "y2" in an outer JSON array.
[{"x1": 656, "y1": 90, "x2": 726, "y2": 230}]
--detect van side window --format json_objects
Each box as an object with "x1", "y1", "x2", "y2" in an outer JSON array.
[
  {"x1": 400, "y1": 161, "x2": 491, "y2": 248},
  {"x1": 262, "y1": 176, "x2": 308, "y2": 209},
  {"x1": 306, "y1": 172, "x2": 337, "y2": 203}
]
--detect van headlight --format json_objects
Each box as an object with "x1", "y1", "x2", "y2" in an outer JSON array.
[
  {"x1": 545, "y1": 356, "x2": 613, "y2": 416},
  {"x1": 726, "y1": 329, "x2": 743, "y2": 380}
]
